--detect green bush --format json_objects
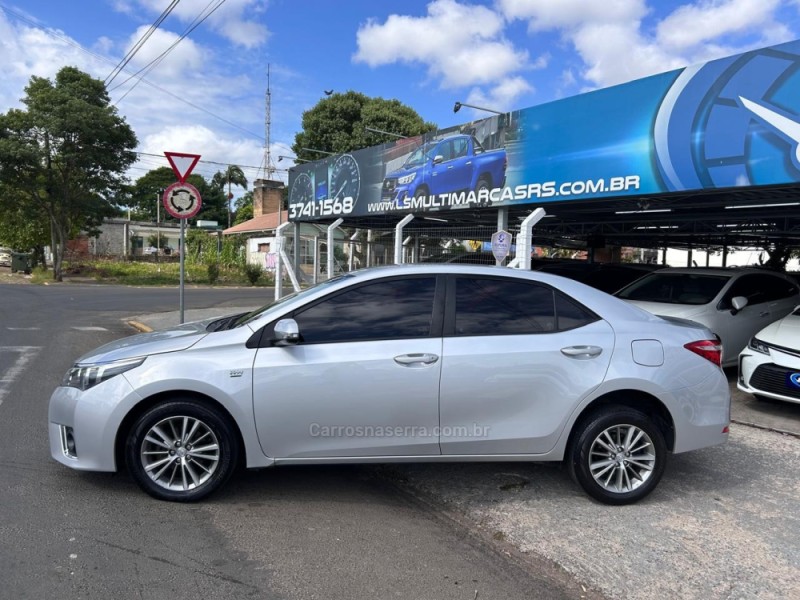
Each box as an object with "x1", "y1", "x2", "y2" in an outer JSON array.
[
  {"x1": 207, "y1": 262, "x2": 220, "y2": 284},
  {"x1": 243, "y1": 263, "x2": 262, "y2": 285}
]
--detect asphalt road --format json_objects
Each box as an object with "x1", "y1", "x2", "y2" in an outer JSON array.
[{"x1": 0, "y1": 283, "x2": 590, "y2": 600}]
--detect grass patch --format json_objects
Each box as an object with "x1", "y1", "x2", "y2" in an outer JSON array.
[{"x1": 37, "y1": 259, "x2": 275, "y2": 286}]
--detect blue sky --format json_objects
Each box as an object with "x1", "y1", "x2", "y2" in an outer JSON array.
[{"x1": 1, "y1": 0, "x2": 798, "y2": 188}]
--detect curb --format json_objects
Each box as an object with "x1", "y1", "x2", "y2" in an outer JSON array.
[{"x1": 127, "y1": 320, "x2": 153, "y2": 333}]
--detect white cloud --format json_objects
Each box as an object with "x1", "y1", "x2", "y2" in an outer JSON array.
[
  {"x1": 114, "y1": 26, "x2": 205, "y2": 82},
  {"x1": 656, "y1": 0, "x2": 781, "y2": 51},
  {"x1": 498, "y1": 0, "x2": 647, "y2": 30},
  {"x1": 354, "y1": 0, "x2": 529, "y2": 89},
  {"x1": 497, "y1": 0, "x2": 796, "y2": 89},
  {"x1": 138, "y1": 124, "x2": 266, "y2": 182},
  {"x1": 465, "y1": 76, "x2": 534, "y2": 112},
  {"x1": 126, "y1": 0, "x2": 268, "y2": 49},
  {"x1": 0, "y1": 9, "x2": 270, "y2": 188}
]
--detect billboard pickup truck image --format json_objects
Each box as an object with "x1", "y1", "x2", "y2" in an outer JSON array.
[{"x1": 382, "y1": 134, "x2": 506, "y2": 204}]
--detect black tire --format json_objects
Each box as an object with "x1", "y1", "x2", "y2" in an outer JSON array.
[
  {"x1": 414, "y1": 185, "x2": 429, "y2": 199},
  {"x1": 475, "y1": 176, "x2": 492, "y2": 206},
  {"x1": 126, "y1": 399, "x2": 239, "y2": 502},
  {"x1": 475, "y1": 175, "x2": 492, "y2": 193},
  {"x1": 568, "y1": 406, "x2": 666, "y2": 505}
]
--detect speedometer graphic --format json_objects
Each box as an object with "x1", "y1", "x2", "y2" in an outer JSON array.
[{"x1": 654, "y1": 42, "x2": 800, "y2": 191}]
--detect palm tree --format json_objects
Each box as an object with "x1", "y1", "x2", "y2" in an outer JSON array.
[{"x1": 212, "y1": 165, "x2": 248, "y2": 228}]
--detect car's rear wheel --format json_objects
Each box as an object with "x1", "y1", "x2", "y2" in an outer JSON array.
[
  {"x1": 569, "y1": 407, "x2": 666, "y2": 505},
  {"x1": 126, "y1": 399, "x2": 239, "y2": 502}
]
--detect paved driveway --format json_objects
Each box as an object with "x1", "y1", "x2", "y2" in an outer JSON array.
[{"x1": 384, "y1": 369, "x2": 800, "y2": 600}]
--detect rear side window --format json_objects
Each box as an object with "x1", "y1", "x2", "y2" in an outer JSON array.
[
  {"x1": 555, "y1": 293, "x2": 598, "y2": 330},
  {"x1": 452, "y1": 277, "x2": 597, "y2": 336},
  {"x1": 294, "y1": 277, "x2": 437, "y2": 344}
]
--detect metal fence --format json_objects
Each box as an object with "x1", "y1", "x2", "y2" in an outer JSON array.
[{"x1": 275, "y1": 221, "x2": 532, "y2": 296}]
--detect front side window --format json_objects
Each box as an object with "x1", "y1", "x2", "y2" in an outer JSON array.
[
  {"x1": 294, "y1": 277, "x2": 437, "y2": 344},
  {"x1": 720, "y1": 273, "x2": 799, "y2": 308},
  {"x1": 451, "y1": 138, "x2": 468, "y2": 159}
]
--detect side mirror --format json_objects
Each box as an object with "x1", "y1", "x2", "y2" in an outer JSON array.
[
  {"x1": 731, "y1": 296, "x2": 748, "y2": 314},
  {"x1": 273, "y1": 318, "x2": 300, "y2": 346},
  {"x1": 433, "y1": 154, "x2": 444, "y2": 164}
]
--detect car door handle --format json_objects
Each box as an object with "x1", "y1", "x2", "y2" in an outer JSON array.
[
  {"x1": 561, "y1": 345, "x2": 603, "y2": 359},
  {"x1": 759, "y1": 311, "x2": 770, "y2": 317},
  {"x1": 394, "y1": 353, "x2": 439, "y2": 366}
]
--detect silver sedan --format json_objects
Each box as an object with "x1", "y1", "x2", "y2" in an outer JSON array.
[{"x1": 49, "y1": 265, "x2": 730, "y2": 504}]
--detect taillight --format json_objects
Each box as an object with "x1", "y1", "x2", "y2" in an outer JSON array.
[{"x1": 684, "y1": 339, "x2": 722, "y2": 366}]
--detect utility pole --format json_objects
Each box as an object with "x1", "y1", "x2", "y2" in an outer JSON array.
[
  {"x1": 156, "y1": 190, "x2": 161, "y2": 269},
  {"x1": 264, "y1": 64, "x2": 274, "y2": 179}
]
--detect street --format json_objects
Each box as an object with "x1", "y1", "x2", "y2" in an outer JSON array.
[
  {"x1": 0, "y1": 283, "x2": 589, "y2": 600},
  {"x1": 3, "y1": 281, "x2": 799, "y2": 599}
]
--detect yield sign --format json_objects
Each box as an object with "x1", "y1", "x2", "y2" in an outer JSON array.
[{"x1": 164, "y1": 151, "x2": 201, "y2": 183}]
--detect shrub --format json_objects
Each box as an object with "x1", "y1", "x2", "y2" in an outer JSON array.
[
  {"x1": 207, "y1": 262, "x2": 220, "y2": 284},
  {"x1": 243, "y1": 263, "x2": 262, "y2": 285}
]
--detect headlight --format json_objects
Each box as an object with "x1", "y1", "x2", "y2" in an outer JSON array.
[
  {"x1": 747, "y1": 337, "x2": 770, "y2": 355},
  {"x1": 62, "y1": 357, "x2": 145, "y2": 391},
  {"x1": 397, "y1": 173, "x2": 416, "y2": 185}
]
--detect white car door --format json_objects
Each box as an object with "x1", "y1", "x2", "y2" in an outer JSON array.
[
  {"x1": 252, "y1": 275, "x2": 444, "y2": 459},
  {"x1": 438, "y1": 276, "x2": 614, "y2": 455},
  {"x1": 717, "y1": 273, "x2": 800, "y2": 360}
]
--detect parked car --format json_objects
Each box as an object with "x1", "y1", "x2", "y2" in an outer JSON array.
[
  {"x1": 143, "y1": 246, "x2": 159, "y2": 256},
  {"x1": 49, "y1": 265, "x2": 730, "y2": 504},
  {"x1": 382, "y1": 135, "x2": 506, "y2": 204},
  {"x1": 615, "y1": 267, "x2": 800, "y2": 367},
  {"x1": 0, "y1": 247, "x2": 11, "y2": 267},
  {"x1": 738, "y1": 306, "x2": 800, "y2": 404}
]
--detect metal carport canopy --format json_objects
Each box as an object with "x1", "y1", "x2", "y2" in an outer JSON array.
[{"x1": 287, "y1": 39, "x2": 800, "y2": 252}]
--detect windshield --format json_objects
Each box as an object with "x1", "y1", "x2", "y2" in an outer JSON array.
[
  {"x1": 231, "y1": 274, "x2": 354, "y2": 328},
  {"x1": 403, "y1": 142, "x2": 436, "y2": 167},
  {"x1": 615, "y1": 272, "x2": 729, "y2": 305}
]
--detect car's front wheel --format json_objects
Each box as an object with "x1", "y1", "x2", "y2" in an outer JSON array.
[
  {"x1": 125, "y1": 399, "x2": 239, "y2": 502},
  {"x1": 568, "y1": 407, "x2": 666, "y2": 505}
]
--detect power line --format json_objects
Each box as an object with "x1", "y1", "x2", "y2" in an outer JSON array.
[
  {"x1": 105, "y1": 0, "x2": 181, "y2": 86},
  {"x1": 0, "y1": 3, "x2": 266, "y2": 143},
  {"x1": 111, "y1": 0, "x2": 228, "y2": 102}
]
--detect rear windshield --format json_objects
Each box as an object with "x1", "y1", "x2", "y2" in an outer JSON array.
[{"x1": 615, "y1": 273, "x2": 729, "y2": 305}]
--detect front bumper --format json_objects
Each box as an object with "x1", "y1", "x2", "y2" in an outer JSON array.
[
  {"x1": 739, "y1": 348, "x2": 800, "y2": 405},
  {"x1": 48, "y1": 375, "x2": 143, "y2": 472}
]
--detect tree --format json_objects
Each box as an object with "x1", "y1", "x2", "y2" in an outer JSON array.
[
  {"x1": 758, "y1": 241, "x2": 799, "y2": 270},
  {"x1": 129, "y1": 166, "x2": 228, "y2": 226},
  {"x1": 292, "y1": 91, "x2": 436, "y2": 159},
  {"x1": 233, "y1": 190, "x2": 253, "y2": 225},
  {"x1": 0, "y1": 67, "x2": 137, "y2": 280},
  {"x1": 0, "y1": 183, "x2": 50, "y2": 267},
  {"x1": 212, "y1": 165, "x2": 247, "y2": 229}
]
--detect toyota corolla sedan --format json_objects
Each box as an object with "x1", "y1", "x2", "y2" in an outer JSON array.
[
  {"x1": 49, "y1": 265, "x2": 730, "y2": 505},
  {"x1": 738, "y1": 306, "x2": 800, "y2": 404},
  {"x1": 616, "y1": 267, "x2": 800, "y2": 367}
]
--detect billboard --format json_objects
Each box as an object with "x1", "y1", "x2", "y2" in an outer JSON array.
[{"x1": 288, "y1": 39, "x2": 800, "y2": 222}]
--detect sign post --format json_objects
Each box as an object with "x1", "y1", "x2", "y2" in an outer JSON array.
[
  {"x1": 163, "y1": 152, "x2": 202, "y2": 323},
  {"x1": 491, "y1": 230, "x2": 512, "y2": 266}
]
